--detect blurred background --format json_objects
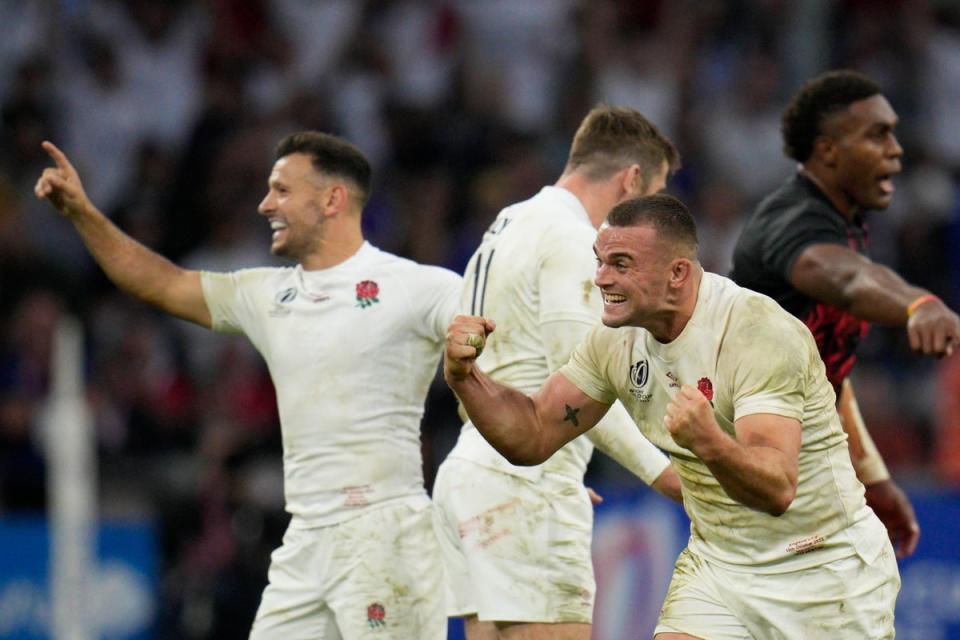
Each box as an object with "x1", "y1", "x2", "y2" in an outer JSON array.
[{"x1": 1, "y1": 0, "x2": 959, "y2": 638}]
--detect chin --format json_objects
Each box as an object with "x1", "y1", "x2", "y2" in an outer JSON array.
[
  {"x1": 862, "y1": 189, "x2": 894, "y2": 211},
  {"x1": 601, "y1": 312, "x2": 626, "y2": 328},
  {"x1": 270, "y1": 242, "x2": 292, "y2": 258}
]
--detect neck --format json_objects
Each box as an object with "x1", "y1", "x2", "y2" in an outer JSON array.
[
  {"x1": 798, "y1": 165, "x2": 858, "y2": 221},
  {"x1": 555, "y1": 171, "x2": 620, "y2": 229},
  {"x1": 300, "y1": 223, "x2": 365, "y2": 271},
  {"x1": 647, "y1": 266, "x2": 703, "y2": 343}
]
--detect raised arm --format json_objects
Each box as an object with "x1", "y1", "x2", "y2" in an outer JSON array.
[
  {"x1": 34, "y1": 141, "x2": 211, "y2": 328},
  {"x1": 445, "y1": 314, "x2": 611, "y2": 465},
  {"x1": 665, "y1": 385, "x2": 801, "y2": 516},
  {"x1": 791, "y1": 243, "x2": 959, "y2": 356}
]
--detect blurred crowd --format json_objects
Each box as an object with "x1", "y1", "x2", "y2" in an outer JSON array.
[{"x1": 1, "y1": 0, "x2": 960, "y2": 636}]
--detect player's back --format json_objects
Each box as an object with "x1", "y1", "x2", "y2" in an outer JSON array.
[
  {"x1": 452, "y1": 186, "x2": 602, "y2": 480},
  {"x1": 462, "y1": 186, "x2": 599, "y2": 393}
]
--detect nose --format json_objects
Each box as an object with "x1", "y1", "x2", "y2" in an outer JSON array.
[
  {"x1": 595, "y1": 263, "x2": 612, "y2": 287},
  {"x1": 888, "y1": 134, "x2": 903, "y2": 159},
  {"x1": 258, "y1": 192, "x2": 274, "y2": 215}
]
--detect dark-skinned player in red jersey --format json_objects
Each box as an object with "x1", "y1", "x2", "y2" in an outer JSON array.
[{"x1": 731, "y1": 69, "x2": 960, "y2": 559}]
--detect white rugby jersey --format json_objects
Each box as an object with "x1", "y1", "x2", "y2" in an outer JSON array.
[
  {"x1": 201, "y1": 242, "x2": 462, "y2": 527},
  {"x1": 561, "y1": 272, "x2": 884, "y2": 571},
  {"x1": 448, "y1": 186, "x2": 669, "y2": 484}
]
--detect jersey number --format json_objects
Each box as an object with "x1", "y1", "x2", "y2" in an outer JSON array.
[{"x1": 469, "y1": 250, "x2": 495, "y2": 316}]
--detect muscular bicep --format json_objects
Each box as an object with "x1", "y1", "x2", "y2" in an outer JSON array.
[
  {"x1": 788, "y1": 243, "x2": 870, "y2": 308},
  {"x1": 734, "y1": 413, "x2": 802, "y2": 472},
  {"x1": 530, "y1": 370, "x2": 612, "y2": 458}
]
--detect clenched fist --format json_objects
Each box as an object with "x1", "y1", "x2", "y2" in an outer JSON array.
[
  {"x1": 663, "y1": 384, "x2": 722, "y2": 455},
  {"x1": 444, "y1": 315, "x2": 496, "y2": 383}
]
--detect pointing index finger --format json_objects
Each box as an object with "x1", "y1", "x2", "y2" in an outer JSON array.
[{"x1": 41, "y1": 141, "x2": 73, "y2": 172}]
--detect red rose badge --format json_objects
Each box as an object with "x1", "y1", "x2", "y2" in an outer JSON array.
[
  {"x1": 697, "y1": 377, "x2": 714, "y2": 402},
  {"x1": 355, "y1": 280, "x2": 380, "y2": 308},
  {"x1": 367, "y1": 602, "x2": 386, "y2": 628}
]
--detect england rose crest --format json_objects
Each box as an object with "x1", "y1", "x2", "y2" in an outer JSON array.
[
  {"x1": 355, "y1": 280, "x2": 380, "y2": 308},
  {"x1": 697, "y1": 377, "x2": 714, "y2": 401},
  {"x1": 366, "y1": 602, "x2": 386, "y2": 628}
]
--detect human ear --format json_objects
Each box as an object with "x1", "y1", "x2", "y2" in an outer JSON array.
[
  {"x1": 814, "y1": 136, "x2": 838, "y2": 168},
  {"x1": 670, "y1": 258, "x2": 691, "y2": 285},
  {"x1": 622, "y1": 164, "x2": 643, "y2": 195},
  {"x1": 325, "y1": 183, "x2": 349, "y2": 213}
]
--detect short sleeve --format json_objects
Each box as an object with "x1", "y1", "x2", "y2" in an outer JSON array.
[
  {"x1": 557, "y1": 325, "x2": 618, "y2": 405},
  {"x1": 412, "y1": 266, "x2": 463, "y2": 343},
  {"x1": 200, "y1": 270, "x2": 267, "y2": 336},
  {"x1": 720, "y1": 296, "x2": 809, "y2": 422},
  {"x1": 537, "y1": 223, "x2": 603, "y2": 370},
  {"x1": 761, "y1": 201, "x2": 848, "y2": 280},
  {"x1": 537, "y1": 222, "x2": 600, "y2": 326}
]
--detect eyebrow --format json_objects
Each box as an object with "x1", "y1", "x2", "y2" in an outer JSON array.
[{"x1": 594, "y1": 249, "x2": 633, "y2": 262}]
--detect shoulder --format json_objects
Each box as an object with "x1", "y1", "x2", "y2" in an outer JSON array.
[
  {"x1": 366, "y1": 247, "x2": 462, "y2": 290},
  {"x1": 723, "y1": 278, "x2": 811, "y2": 346},
  {"x1": 752, "y1": 175, "x2": 845, "y2": 235},
  {"x1": 202, "y1": 266, "x2": 294, "y2": 287}
]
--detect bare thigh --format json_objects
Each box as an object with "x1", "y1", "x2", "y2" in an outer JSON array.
[
  {"x1": 496, "y1": 621, "x2": 591, "y2": 639},
  {"x1": 655, "y1": 633, "x2": 705, "y2": 640},
  {"x1": 464, "y1": 616, "x2": 591, "y2": 640},
  {"x1": 463, "y1": 616, "x2": 499, "y2": 640}
]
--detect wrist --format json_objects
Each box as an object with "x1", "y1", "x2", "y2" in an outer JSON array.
[
  {"x1": 692, "y1": 429, "x2": 736, "y2": 464},
  {"x1": 906, "y1": 293, "x2": 940, "y2": 318}
]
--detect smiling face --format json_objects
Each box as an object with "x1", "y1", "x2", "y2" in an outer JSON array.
[
  {"x1": 822, "y1": 94, "x2": 903, "y2": 212},
  {"x1": 257, "y1": 153, "x2": 329, "y2": 262},
  {"x1": 593, "y1": 223, "x2": 675, "y2": 329}
]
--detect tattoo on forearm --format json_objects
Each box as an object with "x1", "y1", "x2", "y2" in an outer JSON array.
[{"x1": 563, "y1": 404, "x2": 581, "y2": 427}]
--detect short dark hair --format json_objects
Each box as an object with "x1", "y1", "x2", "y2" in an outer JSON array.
[
  {"x1": 567, "y1": 105, "x2": 680, "y2": 188},
  {"x1": 606, "y1": 193, "x2": 698, "y2": 257},
  {"x1": 781, "y1": 70, "x2": 883, "y2": 162},
  {"x1": 275, "y1": 131, "x2": 372, "y2": 204}
]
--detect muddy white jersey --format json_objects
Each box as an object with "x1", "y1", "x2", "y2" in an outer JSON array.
[
  {"x1": 448, "y1": 186, "x2": 668, "y2": 484},
  {"x1": 201, "y1": 242, "x2": 461, "y2": 526},
  {"x1": 560, "y1": 272, "x2": 884, "y2": 571}
]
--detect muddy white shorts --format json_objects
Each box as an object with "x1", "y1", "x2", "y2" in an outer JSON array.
[
  {"x1": 249, "y1": 499, "x2": 445, "y2": 639},
  {"x1": 654, "y1": 541, "x2": 900, "y2": 640},
  {"x1": 432, "y1": 457, "x2": 595, "y2": 624}
]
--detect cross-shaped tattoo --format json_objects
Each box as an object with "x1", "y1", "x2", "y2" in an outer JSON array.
[{"x1": 563, "y1": 404, "x2": 580, "y2": 427}]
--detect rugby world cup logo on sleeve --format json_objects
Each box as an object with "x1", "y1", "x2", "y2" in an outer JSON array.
[
  {"x1": 355, "y1": 280, "x2": 380, "y2": 308},
  {"x1": 269, "y1": 287, "x2": 297, "y2": 317},
  {"x1": 629, "y1": 359, "x2": 653, "y2": 402}
]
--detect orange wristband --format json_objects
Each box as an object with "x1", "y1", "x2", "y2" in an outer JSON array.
[{"x1": 906, "y1": 294, "x2": 939, "y2": 318}]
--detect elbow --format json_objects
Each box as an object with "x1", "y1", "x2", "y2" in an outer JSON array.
[
  {"x1": 502, "y1": 447, "x2": 549, "y2": 467},
  {"x1": 765, "y1": 484, "x2": 797, "y2": 517}
]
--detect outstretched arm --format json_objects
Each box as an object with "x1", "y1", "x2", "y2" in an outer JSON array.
[
  {"x1": 665, "y1": 385, "x2": 801, "y2": 516},
  {"x1": 34, "y1": 141, "x2": 211, "y2": 327},
  {"x1": 445, "y1": 314, "x2": 611, "y2": 465},
  {"x1": 791, "y1": 243, "x2": 959, "y2": 356}
]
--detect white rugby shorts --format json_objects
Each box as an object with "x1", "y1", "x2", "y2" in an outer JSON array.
[
  {"x1": 432, "y1": 457, "x2": 595, "y2": 624},
  {"x1": 654, "y1": 541, "x2": 900, "y2": 639},
  {"x1": 250, "y1": 499, "x2": 445, "y2": 639}
]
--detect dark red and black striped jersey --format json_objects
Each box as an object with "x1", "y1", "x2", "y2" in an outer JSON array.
[{"x1": 730, "y1": 173, "x2": 869, "y2": 394}]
